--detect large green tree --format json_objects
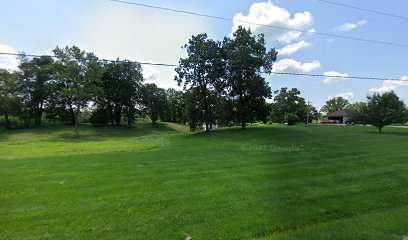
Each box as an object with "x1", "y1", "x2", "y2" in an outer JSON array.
[
  {"x1": 183, "y1": 87, "x2": 203, "y2": 132},
  {"x1": 365, "y1": 92, "x2": 407, "y2": 133},
  {"x1": 18, "y1": 56, "x2": 54, "y2": 127},
  {"x1": 165, "y1": 88, "x2": 186, "y2": 123},
  {"x1": 222, "y1": 26, "x2": 277, "y2": 129},
  {"x1": 321, "y1": 97, "x2": 349, "y2": 114},
  {"x1": 53, "y1": 46, "x2": 104, "y2": 135},
  {"x1": 175, "y1": 33, "x2": 224, "y2": 132},
  {"x1": 141, "y1": 83, "x2": 167, "y2": 125},
  {"x1": 270, "y1": 87, "x2": 308, "y2": 124},
  {"x1": 0, "y1": 69, "x2": 21, "y2": 129},
  {"x1": 348, "y1": 102, "x2": 370, "y2": 125},
  {"x1": 99, "y1": 60, "x2": 144, "y2": 126}
]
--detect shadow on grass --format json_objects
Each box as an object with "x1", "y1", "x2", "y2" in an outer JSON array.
[
  {"x1": 0, "y1": 122, "x2": 180, "y2": 142},
  {"x1": 185, "y1": 124, "x2": 314, "y2": 140},
  {"x1": 367, "y1": 130, "x2": 408, "y2": 137}
]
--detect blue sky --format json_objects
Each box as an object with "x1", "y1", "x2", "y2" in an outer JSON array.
[{"x1": 1, "y1": 0, "x2": 407, "y2": 109}]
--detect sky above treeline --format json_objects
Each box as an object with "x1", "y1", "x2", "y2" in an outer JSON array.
[{"x1": 1, "y1": 0, "x2": 407, "y2": 109}]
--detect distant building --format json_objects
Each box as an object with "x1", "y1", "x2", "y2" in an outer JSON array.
[{"x1": 325, "y1": 109, "x2": 353, "y2": 124}]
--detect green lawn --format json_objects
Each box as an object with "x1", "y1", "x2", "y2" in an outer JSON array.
[{"x1": 1, "y1": 123, "x2": 408, "y2": 240}]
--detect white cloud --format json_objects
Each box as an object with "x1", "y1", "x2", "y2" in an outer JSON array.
[
  {"x1": 277, "y1": 40, "x2": 310, "y2": 56},
  {"x1": 142, "y1": 63, "x2": 160, "y2": 82},
  {"x1": 369, "y1": 76, "x2": 408, "y2": 93},
  {"x1": 0, "y1": 44, "x2": 19, "y2": 70},
  {"x1": 307, "y1": 28, "x2": 316, "y2": 36},
  {"x1": 78, "y1": 3, "x2": 212, "y2": 90},
  {"x1": 323, "y1": 71, "x2": 349, "y2": 84},
  {"x1": 231, "y1": 1, "x2": 314, "y2": 43},
  {"x1": 272, "y1": 59, "x2": 320, "y2": 73},
  {"x1": 329, "y1": 92, "x2": 354, "y2": 100},
  {"x1": 335, "y1": 20, "x2": 367, "y2": 32}
]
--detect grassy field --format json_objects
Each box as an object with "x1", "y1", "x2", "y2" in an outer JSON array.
[{"x1": 1, "y1": 123, "x2": 408, "y2": 240}]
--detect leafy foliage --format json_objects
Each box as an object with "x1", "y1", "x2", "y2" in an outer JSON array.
[
  {"x1": 141, "y1": 83, "x2": 167, "y2": 124},
  {"x1": 321, "y1": 97, "x2": 349, "y2": 114},
  {"x1": 0, "y1": 69, "x2": 21, "y2": 128},
  {"x1": 270, "y1": 87, "x2": 309, "y2": 123},
  {"x1": 175, "y1": 33, "x2": 223, "y2": 131},
  {"x1": 365, "y1": 92, "x2": 408, "y2": 132},
  {"x1": 18, "y1": 56, "x2": 54, "y2": 127},
  {"x1": 222, "y1": 26, "x2": 277, "y2": 129},
  {"x1": 99, "y1": 59, "x2": 144, "y2": 126},
  {"x1": 52, "y1": 46, "x2": 104, "y2": 134}
]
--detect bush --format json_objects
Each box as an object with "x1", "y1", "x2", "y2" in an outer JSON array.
[
  {"x1": 285, "y1": 113, "x2": 299, "y2": 126},
  {"x1": 90, "y1": 109, "x2": 109, "y2": 127}
]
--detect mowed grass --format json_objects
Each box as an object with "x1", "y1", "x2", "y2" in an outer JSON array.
[{"x1": 1, "y1": 123, "x2": 408, "y2": 240}]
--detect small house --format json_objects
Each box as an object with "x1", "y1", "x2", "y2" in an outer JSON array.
[{"x1": 325, "y1": 109, "x2": 353, "y2": 124}]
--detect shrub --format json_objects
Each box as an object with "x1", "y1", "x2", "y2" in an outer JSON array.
[{"x1": 285, "y1": 113, "x2": 299, "y2": 126}]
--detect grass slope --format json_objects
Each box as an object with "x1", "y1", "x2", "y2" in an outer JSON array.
[{"x1": 1, "y1": 124, "x2": 408, "y2": 240}]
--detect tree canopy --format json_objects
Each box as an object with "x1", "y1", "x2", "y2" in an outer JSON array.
[
  {"x1": 365, "y1": 92, "x2": 407, "y2": 133},
  {"x1": 321, "y1": 97, "x2": 349, "y2": 114},
  {"x1": 1, "y1": 32, "x2": 407, "y2": 133}
]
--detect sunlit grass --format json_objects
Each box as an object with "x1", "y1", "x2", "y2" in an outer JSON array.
[{"x1": 1, "y1": 124, "x2": 407, "y2": 239}]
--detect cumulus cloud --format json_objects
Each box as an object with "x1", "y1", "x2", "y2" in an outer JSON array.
[
  {"x1": 323, "y1": 71, "x2": 349, "y2": 84},
  {"x1": 329, "y1": 92, "x2": 354, "y2": 100},
  {"x1": 277, "y1": 40, "x2": 310, "y2": 56},
  {"x1": 272, "y1": 59, "x2": 320, "y2": 73},
  {"x1": 79, "y1": 3, "x2": 211, "y2": 90},
  {"x1": 231, "y1": 1, "x2": 314, "y2": 43},
  {"x1": 0, "y1": 44, "x2": 19, "y2": 70},
  {"x1": 369, "y1": 76, "x2": 408, "y2": 93},
  {"x1": 335, "y1": 20, "x2": 367, "y2": 32},
  {"x1": 142, "y1": 63, "x2": 160, "y2": 82}
]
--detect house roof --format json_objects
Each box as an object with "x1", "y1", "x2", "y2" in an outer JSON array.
[{"x1": 326, "y1": 109, "x2": 353, "y2": 117}]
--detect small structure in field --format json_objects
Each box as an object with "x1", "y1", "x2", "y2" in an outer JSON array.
[{"x1": 325, "y1": 109, "x2": 353, "y2": 124}]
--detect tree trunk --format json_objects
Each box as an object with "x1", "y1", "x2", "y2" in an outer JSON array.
[
  {"x1": 108, "y1": 103, "x2": 114, "y2": 126},
  {"x1": 240, "y1": 92, "x2": 246, "y2": 130},
  {"x1": 74, "y1": 108, "x2": 80, "y2": 137},
  {"x1": 378, "y1": 127, "x2": 383, "y2": 133},
  {"x1": 35, "y1": 101, "x2": 43, "y2": 127},
  {"x1": 4, "y1": 112, "x2": 10, "y2": 129},
  {"x1": 69, "y1": 103, "x2": 76, "y2": 125},
  {"x1": 127, "y1": 107, "x2": 133, "y2": 127},
  {"x1": 114, "y1": 104, "x2": 122, "y2": 126}
]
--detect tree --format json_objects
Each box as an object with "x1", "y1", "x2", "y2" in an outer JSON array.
[
  {"x1": 270, "y1": 87, "x2": 308, "y2": 123},
  {"x1": 141, "y1": 83, "x2": 167, "y2": 125},
  {"x1": 222, "y1": 26, "x2": 277, "y2": 129},
  {"x1": 99, "y1": 60, "x2": 144, "y2": 126},
  {"x1": 0, "y1": 69, "x2": 21, "y2": 129},
  {"x1": 183, "y1": 87, "x2": 203, "y2": 131},
  {"x1": 18, "y1": 56, "x2": 54, "y2": 127},
  {"x1": 165, "y1": 88, "x2": 186, "y2": 123},
  {"x1": 348, "y1": 102, "x2": 369, "y2": 125},
  {"x1": 285, "y1": 113, "x2": 299, "y2": 126},
  {"x1": 365, "y1": 92, "x2": 407, "y2": 133},
  {"x1": 53, "y1": 46, "x2": 104, "y2": 135},
  {"x1": 321, "y1": 97, "x2": 349, "y2": 114},
  {"x1": 175, "y1": 33, "x2": 224, "y2": 132},
  {"x1": 213, "y1": 95, "x2": 235, "y2": 127}
]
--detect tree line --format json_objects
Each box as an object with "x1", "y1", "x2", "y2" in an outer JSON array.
[
  {"x1": 1, "y1": 26, "x2": 407, "y2": 133},
  {"x1": 321, "y1": 94, "x2": 408, "y2": 133},
  {"x1": 0, "y1": 27, "x2": 277, "y2": 132}
]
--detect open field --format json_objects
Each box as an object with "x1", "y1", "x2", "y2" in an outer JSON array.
[{"x1": 1, "y1": 123, "x2": 408, "y2": 239}]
